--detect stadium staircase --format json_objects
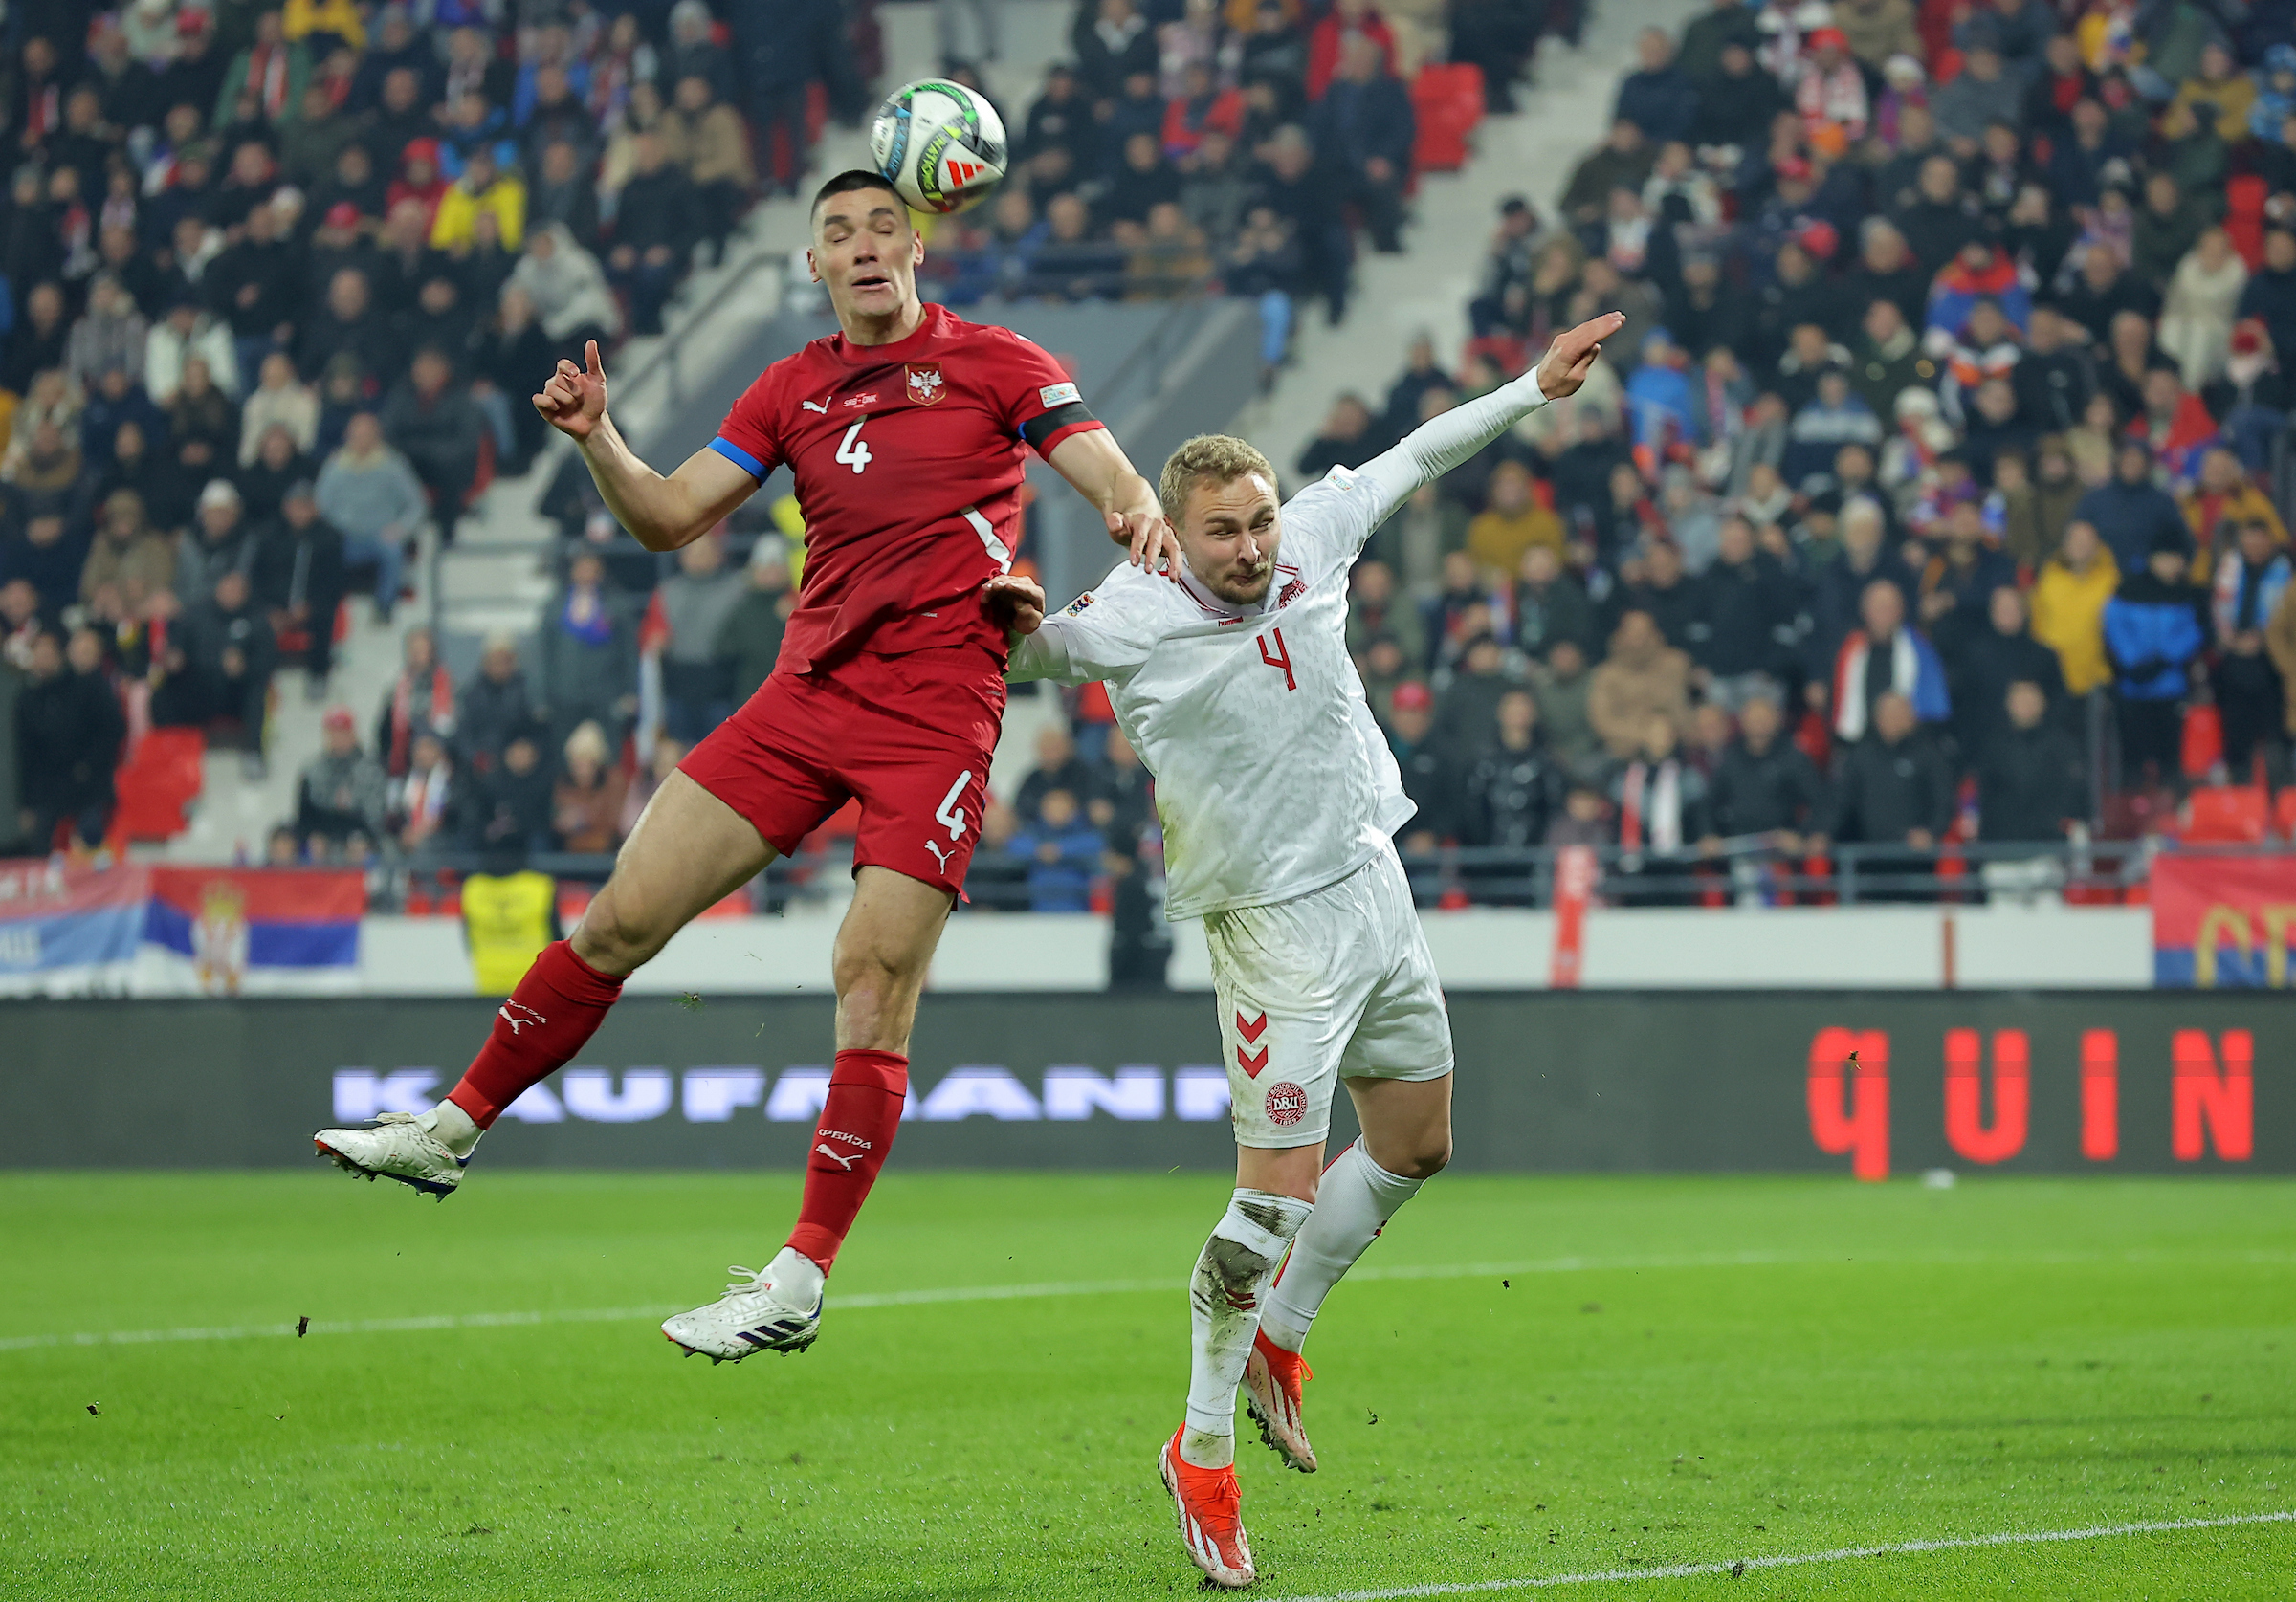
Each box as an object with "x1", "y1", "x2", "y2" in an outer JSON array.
[
  {"x1": 154, "y1": 0, "x2": 1082, "y2": 862},
  {"x1": 1236, "y1": 0, "x2": 1705, "y2": 476}
]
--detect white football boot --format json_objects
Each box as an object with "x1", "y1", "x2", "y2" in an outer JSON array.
[
  {"x1": 661, "y1": 1249, "x2": 824, "y2": 1363},
  {"x1": 312, "y1": 1111, "x2": 466, "y2": 1197}
]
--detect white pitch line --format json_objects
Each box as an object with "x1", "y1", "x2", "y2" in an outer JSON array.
[
  {"x1": 1262, "y1": 1511, "x2": 2296, "y2": 1601},
  {"x1": 4, "y1": 1247, "x2": 2290, "y2": 1355}
]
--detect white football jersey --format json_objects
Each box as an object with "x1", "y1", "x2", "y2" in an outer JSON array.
[{"x1": 1008, "y1": 466, "x2": 1410, "y2": 919}]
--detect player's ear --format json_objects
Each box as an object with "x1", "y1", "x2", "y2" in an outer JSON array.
[
  {"x1": 911, "y1": 230, "x2": 926, "y2": 267},
  {"x1": 806, "y1": 246, "x2": 821, "y2": 285}
]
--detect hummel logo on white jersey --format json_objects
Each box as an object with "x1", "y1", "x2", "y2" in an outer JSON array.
[
  {"x1": 800, "y1": 398, "x2": 828, "y2": 414},
  {"x1": 497, "y1": 1000, "x2": 546, "y2": 1034}
]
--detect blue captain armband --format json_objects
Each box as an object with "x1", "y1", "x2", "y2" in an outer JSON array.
[{"x1": 709, "y1": 437, "x2": 767, "y2": 479}]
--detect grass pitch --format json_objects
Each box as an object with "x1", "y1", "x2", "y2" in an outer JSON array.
[{"x1": 1, "y1": 1172, "x2": 2291, "y2": 1600}]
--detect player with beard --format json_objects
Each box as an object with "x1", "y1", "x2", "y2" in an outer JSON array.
[
  {"x1": 991, "y1": 314, "x2": 1621, "y2": 1589},
  {"x1": 312, "y1": 169, "x2": 1178, "y2": 1363}
]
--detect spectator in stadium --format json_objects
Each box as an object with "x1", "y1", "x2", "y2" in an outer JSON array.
[
  {"x1": 2103, "y1": 532, "x2": 2209, "y2": 788},
  {"x1": 1609, "y1": 712, "x2": 1709, "y2": 904},
  {"x1": 1589, "y1": 608, "x2": 1691, "y2": 759},
  {"x1": 2209, "y1": 519, "x2": 2293, "y2": 779},
  {"x1": 1434, "y1": 633, "x2": 1517, "y2": 763},
  {"x1": 604, "y1": 133, "x2": 698, "y2": 337},
  {"x1": 1462, "y1": 686, "x2": 1564, "y2": 863},
  {"x1": 1008, "y1": 785, "x2": 1105, "y2": 913},
  {"x1": 715, "y1": 539, "x2": 793, "y2": 706},
  {"x1": 1468, "y1": 460, "x2": 1563, "y2": 577},
  {"x1": 1977, "y1": 680, "x2": 2087, "y2": 844},
  {"x1": 175, "y1": 480, "x2": 259, "y2": 609},
  {"x1": 1820, "y1": 691, "x2": 1954, "y2": 895},
  {"x1": 1297, "y1": 392, "x2": 1379, "y2": 479},
  {"x1": 238, "y1": 352, "x2": 320, "y2": 467},
  {"x1": 1529, "y1": 638, "x2": 1601, "y2": 777},
  {"x1": 376, "y1": 626, "x2": 456, "y2": 782},
  {"x1": 79, "y1": 490, "x2": 174, "y2": 621},
  {"x1": 508, "y1": 223, "x2": 624, "y2": 362},
  {"x1": 535, "y1": 550, "x2": 637, "y2": 753},
  {"x1": 430, "y1": 142, "x2": 525, "y2": 252},
  {"x1": 316, "y1": 412, "x2": 423, "y2": 624},
  {"x1": 380, "y1": 347, "x2": 485, "y2": 534},
  {"x1": 14, "y1": 625, "x2": 124, "y2": 852},
  {"x1": 158, "y1": 568, "x2": 276, "y2": 771},
  {"x1": 2180, "y1": 448, "x2": 2286, "y2": 579},
  {"x1": 1955, "y1": 584, "x2": 2065, "y2": 762},
  {"x1": 549, "y1": 719, "x2": 627, "y2": 856},
  {"x1": 297, "y1": 270, "x2": 394, "y2": 391},
  {"x1": 66, "y1": 274, "x2": 149, "y2": 391},
  {"x1": 239, "y1": 424, "x2": 317, "y2": 528},
  {"x1": 1690, "y1": 516, "x2": 1798, "y2": 707},
  {"x1": 296, "y1": 705, "x2": 386, "y2": 848},
  {"x1": 658, "y1": 533, "x2": 743, "y2": 742},
  {"x1": 1513, "y1": 544, "x2": 1597, "y2": 663},
  {"x1": 447, "y1": 636, "x2": 530, "y2": 779},
  {"x1": 2030, "y1": 519, "x2": 2120, "y2": 701},
  {"x1": 1615, "y1": 27, "x2": 1697, "y2": 143},
  {"x1": 1346, "y1": 560, "x2": 1427, "y2": 671},
  {"x1": 1311, "y1": 34, "x2": 1415, "y2": 254},
  {"x1": 254, "y1": 478, "x2": 347, "y2": 691},
  {"x1": 1386, "y1": 680, "x2": 1454, "y2": 851},
  {"x1": 1015, "y1": 721, "x2": 1097, "y2": 823},
  {"x1": 665, "y1": 76, "x2": 756, "y2": 265},
  {"x1": 1701, "y1": 691, "x2": 1824, "y2": 849},
  {"x1": 1830, "y1": 579, "x2": 1951, "y2": 743},
  {"x1": 0, "y1": 512, "x2": 87, "y2": 623},
  {"x1": 386, "y1": 730, "x2": 462, "y2": 859}
]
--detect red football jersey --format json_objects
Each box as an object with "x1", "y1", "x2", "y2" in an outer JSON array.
[{"x1": 711, "y1": 303, "x2": 1103, "y2": 675}]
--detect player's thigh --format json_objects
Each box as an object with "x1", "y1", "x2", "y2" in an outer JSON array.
[
  {"x1": 1336, "y1": 852, "x2": 1456, "y2": 1174},
  {"x1": 829, "y1": 864, "x2": 955, "y2": 1053},
  {"x1": 1206, "y1": 891, "x2": 1370, "y2": 1156},
  {"x1": 575, "y1": 771, "x2": 775, "y2": 972}
]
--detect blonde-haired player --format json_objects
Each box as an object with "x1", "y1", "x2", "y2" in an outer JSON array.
[{"x1": 991, "y1": 313, "x2": 1623, "y2": 1589}]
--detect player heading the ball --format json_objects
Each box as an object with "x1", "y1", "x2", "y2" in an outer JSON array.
[{"x1": 312, "y1": 169, "x2": 1178, "y2": 1367}]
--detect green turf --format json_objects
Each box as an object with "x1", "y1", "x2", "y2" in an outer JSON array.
[{"x1": 1, "y1": 1172, "x2": 2291, "y2": 1600}]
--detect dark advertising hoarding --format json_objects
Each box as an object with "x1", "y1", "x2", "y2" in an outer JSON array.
[{"x1": 0, "y1": 992, "x2": 2281, "y2": 1174}]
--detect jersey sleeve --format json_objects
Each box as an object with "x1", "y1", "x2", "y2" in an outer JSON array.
[
  {"x1": 1005, "y1": 574, "x2": 1160, "y2": 685},
  {"x1": 708, "y1": 368, "x2": 784, "y2": 482},
  {"x1": 984, "y1": 329, "x2": 1105, "y2": 459},
  {"x1": 1276, "y1": 464, "x2": 1390, "y2": 571}
]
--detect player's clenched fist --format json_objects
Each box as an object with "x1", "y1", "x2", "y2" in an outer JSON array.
[
  {"x1": 1534, "y1": 311, "x2": 1626, "y2": 401},
  {"x1": 982, "y1": 573, "x2": 1047, "y2": 636},
  {"x1": 534, "y1": 339, "x2": 609, "y2": 441}
]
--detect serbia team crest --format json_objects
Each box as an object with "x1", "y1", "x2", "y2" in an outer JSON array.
[{"x1": 907, "y1": 363, "x2": 946, "y2": 405}]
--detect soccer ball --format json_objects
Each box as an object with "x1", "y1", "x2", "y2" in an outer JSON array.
[{"x1": 870, "y1": 78, "x2": 1009, "y2": 215}]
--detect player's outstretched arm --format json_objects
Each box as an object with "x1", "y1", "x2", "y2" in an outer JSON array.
[
  {"x1": 1355, "y1": 311, "x2": 1626, "y2": 526},
  {"x1": 1047, "y1": 428, "x2": 1181, "y2": 572},
  {"x1": 533, "y1": 340, "x2": 756, "y2": 551}
]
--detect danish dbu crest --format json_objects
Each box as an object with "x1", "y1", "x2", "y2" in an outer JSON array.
[{"x1": 906, "y1": 363, "x2": 946, "y2": 405}]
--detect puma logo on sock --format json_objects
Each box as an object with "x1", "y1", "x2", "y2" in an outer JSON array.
[
  {"x1": 497, "y1": 1001, "x2": 547, "y2": 1034},
  {"x1": 814, "y1": 1144, "x2": 863, "y2": 1171}
]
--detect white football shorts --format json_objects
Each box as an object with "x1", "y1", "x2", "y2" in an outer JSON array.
[{"x1": 1204, "y1": 840, "x2": 1453, "y2": 1149}]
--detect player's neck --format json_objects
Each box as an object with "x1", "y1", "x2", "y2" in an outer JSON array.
[{"x1": 840, "y1": 296, "x2": 929, "y2": 348}]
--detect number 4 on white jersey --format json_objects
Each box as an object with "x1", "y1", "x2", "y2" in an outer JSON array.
[{"x1": 836, "y1": 421, "x2": 872, "y2": 474}]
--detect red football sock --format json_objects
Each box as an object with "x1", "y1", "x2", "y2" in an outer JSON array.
[
  {"x1": 785, "y1": 1048, "x2": 909, "y2": 1273},
  {"x1": 446, "y1": 940, "x2": 625, "y2": 1127}
]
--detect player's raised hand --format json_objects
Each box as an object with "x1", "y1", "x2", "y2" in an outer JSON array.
[
  {"x1": 982, "y1": 573, "x2": 1048, "y2": 636},
  {"x1": 1534, "y1": 311, "x2": 1626, "y2": 401},
  {"x1": 534, "y1": 339, "x2": 608, "y2": 441}
]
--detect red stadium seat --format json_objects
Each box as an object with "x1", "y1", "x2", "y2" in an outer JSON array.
[
  {"x1": 112, "y1": 727, "x2": 207, "y2": 842},
  {"x1": 2181, "y1": 785, "x2": 2269, "y2": 844},
  {"x1": 2274, "y1": 788, "x2": 2296, "y2": 840},
  {"x1": 1410, "y1": 64, "x2": 1484, "y2": 173}
]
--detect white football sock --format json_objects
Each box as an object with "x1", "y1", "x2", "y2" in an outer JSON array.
[
  {"x1": 764, "y1": 1245, "x2": 825, "y2": 1307},
  {"x1": 1181, "y1": 1188, "x2": 1313, "y2": 1468},
  {"x1": 420, "y1": 1100, "x2": 482, "y2": 1159},
  {"x1": 1259, "y1": 1140, "x2": 1424, "y2": 1354}
]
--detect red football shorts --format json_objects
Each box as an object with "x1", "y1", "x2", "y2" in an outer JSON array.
[{"x1": 678, "y1": 647, "x2": 1004, "y2": 895}]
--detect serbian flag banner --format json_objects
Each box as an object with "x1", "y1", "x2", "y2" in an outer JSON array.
[
  {"x1": 144, "y1": 867, "x2": 365, "y2": 994},
  {"x1": 2152, "y1": 854, "x2": 2296, "y2": 987},
  {"x1": 0, "y1": 860, "x2": 151, "y2": 990}
]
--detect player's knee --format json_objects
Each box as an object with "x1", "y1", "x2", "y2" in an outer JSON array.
[
  {"x1": 573, "y1": 887, "x2": 666, "y2": 975},
  {"x1": 1374, "y1": 1133, "x2": 1451, "y2": 1182}
]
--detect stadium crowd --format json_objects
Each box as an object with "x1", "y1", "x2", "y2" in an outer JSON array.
[
  {"x1": 0, "y1": 0, "x2": 810, "y2": 856},
  {"x1": 1256, "y1": 0, "x2": 2296, "y2": 896}
]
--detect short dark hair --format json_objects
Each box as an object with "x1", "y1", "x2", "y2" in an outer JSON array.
[{"x1": 810, "y1": 168, "x2": 905, "y2": 225}]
